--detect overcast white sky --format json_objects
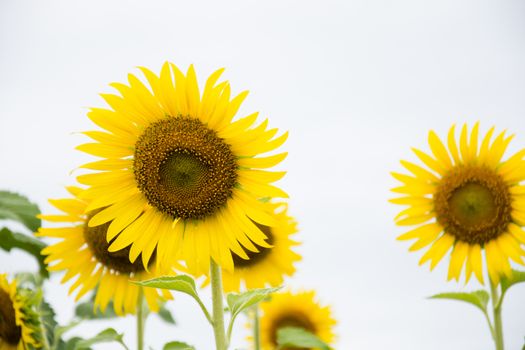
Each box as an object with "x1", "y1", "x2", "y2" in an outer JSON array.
[{"x1": 1, "y1": 0, "x2": 525, "y2": 349}]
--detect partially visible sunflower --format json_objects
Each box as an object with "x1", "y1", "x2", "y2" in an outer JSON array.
[
  {"x1": 391, "y1": 123, "x2": 525, "y2": 284},
  {"x1": 76, "y1": 62, "x2": 288, "y2": 275},
  {"x1": 38, "y1": 186, "x2": 172, "y2": 316},
  {"x1": 258, "y1": 291, "x2": 336, "y2": 350},
  {"x1": 0, "y1": 274, "x2": 41, "y2": 350},
  {"x1": 222, "y1": 201, "x2": 300, "y2": 292}
]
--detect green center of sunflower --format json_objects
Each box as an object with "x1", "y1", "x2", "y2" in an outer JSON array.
[
  {"x1": 232, "y1": 223, "x2": 274, "y2": 268},
  {"x1": 270, "y1": 313, "x2": 317, "y2": 348},
  {"x1": 134, "y1": 116, "x2": 238, "y2": 220},
  {"x1": 83, "y1": 214, "x2": 152, "y2": 274},
  {"x1": 0, "y1": 288, "x2": 21, "y2": 345},
  {"x1": 434, "y1": 165, "x2": 511, "y2": 245}
]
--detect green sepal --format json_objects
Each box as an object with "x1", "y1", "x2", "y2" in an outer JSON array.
[
  {"x1": 0, "y1": 227, "x2": 48, "y2": 277},
  {"x1": 0, "y1": 190, "x2": 41, "y2": 232},
  {"x1": 276, "y1": 327, "x2": 331, "y2": 350},
  {"x1": 429, "y1": 290, "x2": 489, "y2": 314},
  {"x1": 163, "y1": 341, "x2": 196, "y2": 350}
]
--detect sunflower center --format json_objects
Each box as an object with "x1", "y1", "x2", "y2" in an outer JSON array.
[
  {"x1": 0, "y1": 288, "x2": 21, "y2": 345},
  {"x1": 232, "y1": 223, "x2": 274, "y2": 268},
  {"x1": 434, "y1": 165, "x2": 511, "y2": 245},
  {"x1": 270, "y1": 313, "x2": 317, "y2": 347},
  {"x1": 83, "y1": 214, "x2": 152, "y2": 274},
  {"x1": 134, "y1": 116, "x2": 238, "y2": 220}
]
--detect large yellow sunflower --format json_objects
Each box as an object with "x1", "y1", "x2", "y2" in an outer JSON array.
[
  {"x1": 0, "y1": 274, "x2": 40, "y2": 350},
  {"x1": 392, "y1": 123, "x2": 525, "y2": 284},
  {"x1": 221, "y1": 202, "x2": 300, "y2": 292},
  {"x1": 38, "y1": 186, "x2": 172, "y2": 316},
  {"x1": 76, "y1": 62, "x2": 288, "y2": 275},
  {"x1": 258, "y1": 291, "x2": 336, "y2": 350}
]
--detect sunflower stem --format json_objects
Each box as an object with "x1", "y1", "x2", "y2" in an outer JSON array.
[
  {"x1": 211, "y1": 259, "x2": 228, "y2": 350},
  {"x1": 253, "y1": 305, "x2": 261, "y2": 350},
  {"x1": 489, "y1": 279, "x2": 504, "y2": 350},
  {"x1": 137, "y1": 287, "x2": 145, "y2": 350}
]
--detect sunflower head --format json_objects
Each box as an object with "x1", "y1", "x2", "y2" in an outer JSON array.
[
  {"x1": 222, "y1": 202, "x2": 301, "y2": 292},
  {"x1": 391, "y1": 123, "x2": 525, "y2": 284},
  {"x1": 258, "y1": 291, "x2": 336, "y2": 350},
  {"x1": 76, "y1": 62, "x2": 288, "y2": 274},
  {"x1": 39, "y1": 186, "x2": 172, "y2": 316},
  {"x1": 0, "y1": 274, "x2": 41, "y2": 350}
]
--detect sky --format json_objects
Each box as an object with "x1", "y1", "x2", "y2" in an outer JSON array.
[{"x1": 1, "y1": 0, "x2": 525, "y2": 349}]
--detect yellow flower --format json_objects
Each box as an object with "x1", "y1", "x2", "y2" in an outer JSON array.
[
  {"x1": 258, "y1": 291, "x2": 336, "y2": 350},
  {"x1": 391, "y1": 123, "x2": 525, "y2": 284},
  {"x1": 222, "y1": 202, "x2": 300, "y2": 292},
  {"x1": 0, "y1": 274, "x2": 40, "y2": 350},
  {"x1": 38, "y1": 186, "x2": 172, "y2": 316},
  {"x1": 76, "y1": 62, "x2": 288, "y2": 275}
]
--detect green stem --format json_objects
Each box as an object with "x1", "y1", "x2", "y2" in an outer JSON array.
[
  {"x1": 489, "y1": 279, "x2": 504, "y2": 350},
  {"x1": 210, "y1": 259, "x2": 228, "y2": 350},
  {"x1": 137, "y1": 287, "x2": 145, "y2": 350},
  {"x1": 253, "y1": 306, "x2": 261, "y2": 350}
]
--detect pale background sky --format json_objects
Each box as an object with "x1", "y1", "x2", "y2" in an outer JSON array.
[{"x1": 1, "y1": 0, "x2": 525, "y2": 349}]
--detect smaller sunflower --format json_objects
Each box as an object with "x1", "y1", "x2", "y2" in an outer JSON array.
[
  {"x1": 221, "y1": 202, "x2": 300, "y2": 292},
  {"x1": 0, "y1": 274, "x2": 41, "y2": 350},
  {"x1": 391, "y1": 123, "x2": 525, "y2": 284},
  {"x1": 258, "y1": 291, "x2": 336, "y2": 350},
  {"x1": 38, "y1": 186, "x2": 172, "y2": 316}
]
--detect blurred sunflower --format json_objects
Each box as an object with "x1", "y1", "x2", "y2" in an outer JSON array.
[
  {"x1": 38, "y1": 187, "x2": 172, "y2": 316},
  {"x1": 0, "y1": 274, "x2": 40, "y2": 350},
  {"x1": 258, "y1": 291, "x2": 336, "y2": 350},
  {"x1": 392, "y1": 123, "x2": 525, "y2": 284},
  {"x1": 222, "y1": 202, "x2": 300, "y2": 292},
  {"x1": 76, "y1": 62, "x2": 288, "y2": 275}
]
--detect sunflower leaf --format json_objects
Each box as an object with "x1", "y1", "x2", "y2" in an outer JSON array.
[
  {"x1": 500, "y1": 269, "x2": 525, "y2": 299},
  {"x1": 276, "y1": 327, "x2": 331, "y2": 350},
  {"x1": 0, "y1": 227, "x2": 48, "y2": 277},
  {"x1": 133, "y1": 275, "x2": 211, "y2": 323},
  {"x1": 163, "y1": 341, "x2": 195, "y2": 350},
  {"x1": 72, "y1": 328, "x2": 128, "y2": 350},
  {"x1": 0, "y1": 190, "x2": 41, "y2": 232},
  {"x1": 133, "y1": 275, "x2": 200, "y2": 300},
  {"x1": 226, "y1": 286, "x2": 280, "y2": 333},
  {"x1": 157, "y1": 303, "x2": 176, "y2": 325},
  {"x1": 75, "y1": 297, "x2": 117, "y2": 319},
  {"x1": 429, "y1": 290, "x2": 490, "y2": 314}
]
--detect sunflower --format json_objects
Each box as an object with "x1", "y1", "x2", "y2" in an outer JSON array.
[
  {"x1": 76, "y1": 62, "x2": 288, "y2": 275},
  {"x1": 258, "y1": 291, "x2": 336, "y2": 350},
  {"x1": 391, "y1": 123, "x2": 525, "y2": 284},
  {"x1": 221, "y1": 201, "x2": 300, "y2": 292},
  {"x1": 38, "y1": 186, "x2": 172, "y2": 316},
  {"x1": 0, "y1": 274, "x2": 41, "y2": 350}
]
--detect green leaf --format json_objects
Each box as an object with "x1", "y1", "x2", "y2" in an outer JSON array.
[
  {"x1": 72, "y1": 328, "x2": 127, "y2": 350},
  {"x1": 163, "y1": 341, "x2": 195, "y2": 350},
  {"x1": 133, "y1": 275, "x2": 198, "y2": 296},
  {"x1": 157, "y1": 304, "x2": 176, "y2": 325},
  {"x1": 75, "y1": 299, "x2": 117, "y2": 320},
  {"x1": 501, "y1": 269, "x2": 525, "y2": 297},
  {"x1": 429, "y1": 290, "x2": 490, "y2": 313},
  {"x1": 0, "y1": 227, "x2": 48, "y2": 277},
  {"x1": 0, "y1": 191, "x2": 41, "y2": 232},
  {"x1": 39, "y1": 299, "x2": 60, "y2": 348},
  {"x1": 277, "y1": 327, "x2": 331, "y2": 350},
  {"x1": 133, "y1": 275, "x2": 212, "y2": 324},
  {"x1": 227, "y1": 286, "x2": 280, "y2": 330}
]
